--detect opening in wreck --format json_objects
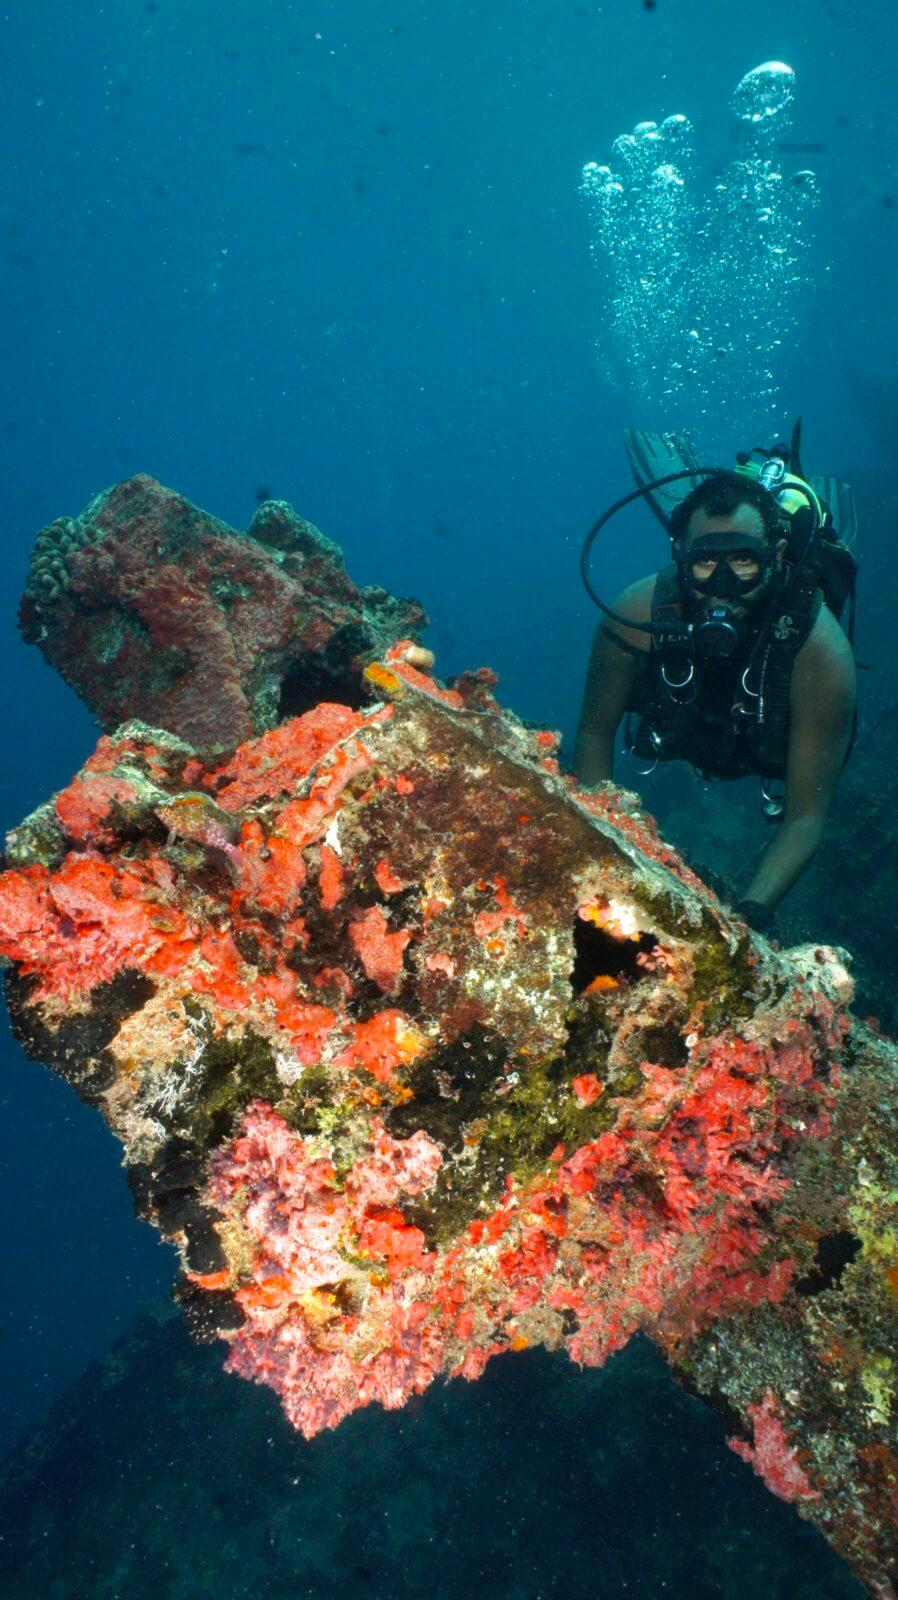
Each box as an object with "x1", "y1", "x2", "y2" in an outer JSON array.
[
  {"x1": 570, "y1": 916, "x2": 658, "y2": 996},
  {"x1": 795, "y1": 1229, "x2": 862, "y2": 1297},
  {"x1": 278, "y1": 644, "x2": 370, "y2": 719}
]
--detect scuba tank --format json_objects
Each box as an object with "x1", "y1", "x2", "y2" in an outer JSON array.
[{"x1": 733, "y1": 419, "x2": 858, "y2": 642}]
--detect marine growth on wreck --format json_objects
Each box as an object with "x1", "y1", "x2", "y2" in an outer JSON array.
[{"x1": 3, "y1": 479, "x2": 898, "y2": 1599}]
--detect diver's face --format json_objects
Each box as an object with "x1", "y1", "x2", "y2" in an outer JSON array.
[{"x1": 683, "y1": 504, "x2": 772, "y2": 614}]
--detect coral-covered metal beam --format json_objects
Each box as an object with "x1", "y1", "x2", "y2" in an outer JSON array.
[{"x1": 4, "y1": 485, "x2": 898, "y2": 1596}]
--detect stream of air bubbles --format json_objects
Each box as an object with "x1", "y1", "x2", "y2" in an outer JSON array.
[{"x1": 580, "y1": 62, "x2": 821, "y2": 439}]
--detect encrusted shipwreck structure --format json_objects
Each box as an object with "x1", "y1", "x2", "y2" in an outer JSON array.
[
  {"x1": 19, "y1": 473, "x2": 425, "y2": 748},
  {"x1": 4, "y1": 482, "x2": 898, "y2": 1597}
]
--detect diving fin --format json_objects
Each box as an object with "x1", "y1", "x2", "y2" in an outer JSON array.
[
  {"x1": 789, "y1": 417, "x2": 805, "y2": 478},
  {"x1": 623, "y1": 428, "x2": 704, "y2": 531},
  {"x1": 809, "y1": 474, "x2": 858, "y2": 547}
]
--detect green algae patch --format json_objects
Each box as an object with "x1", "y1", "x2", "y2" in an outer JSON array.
[
  {"x1": 688, "y1": 916, "x2": 756, "y2": 1033},
  {"x1": 177, "y1": 1023, "x2": 287, "y2": 1147},
  {"x1": 391, "y1": 1027, "x2": 616, "y2": 1246}
]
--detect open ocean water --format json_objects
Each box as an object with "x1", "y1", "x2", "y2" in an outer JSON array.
[{"x1": 1, "y1": 2, "x2": 896, "y2": 1595}]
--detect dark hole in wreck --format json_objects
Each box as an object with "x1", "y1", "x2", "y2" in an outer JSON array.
[
  {"x1": 570, "y1": 915, "x2": 658, "y2": 996},
  {"x1": 277, "y1": 624, "x2": 374, "y2": 718},
  {"x1": 795, "y1": 1229, "x2": 862, "y2": 1296}
]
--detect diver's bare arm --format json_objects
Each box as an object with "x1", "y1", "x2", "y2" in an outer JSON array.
[
  {"x1": 742, "y1": 611, "x2": 856, "y2": 911},
  {"x1": 573, "y1": 581, "x2": 653, "y2": 785}
]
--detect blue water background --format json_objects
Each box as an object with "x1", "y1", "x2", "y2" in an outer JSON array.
[{"x1": 1, "y1": 0, "x2": 896, "y2": 1508}]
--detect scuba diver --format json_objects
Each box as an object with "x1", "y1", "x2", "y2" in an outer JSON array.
[{"x1": 574, "y1": 427, "x2": 858, "y2": 931}]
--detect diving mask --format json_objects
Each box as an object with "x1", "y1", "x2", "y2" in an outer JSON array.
[
  {"x1": 677, "y1": 530, "x2": 777, "y2": 658},
  {"x1": 677, "y1": 529, "x2": 775, "y2": 598},
  {"x1": 688, "y1": 556, "x2": 764, "y2": 601}
]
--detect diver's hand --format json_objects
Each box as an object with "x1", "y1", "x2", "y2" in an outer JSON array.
[{"x1": 734, "y1": 898, "x2": 775, "y2": 933}]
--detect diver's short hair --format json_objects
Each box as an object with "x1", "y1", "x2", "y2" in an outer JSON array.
[{"x1": 669, "y1": 471, "x2": 782, "y2": 543}]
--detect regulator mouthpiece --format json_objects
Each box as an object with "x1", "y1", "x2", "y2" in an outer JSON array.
[{"x1": 693, "y1": 605, "x2": 742, "y2": 659}]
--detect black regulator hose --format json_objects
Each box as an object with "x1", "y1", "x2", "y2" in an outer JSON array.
[{"x1": 580, "y1": 466, "x2": 731, "y2": 638}]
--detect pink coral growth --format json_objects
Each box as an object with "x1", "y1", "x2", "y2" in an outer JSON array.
[
  {"x1": 210, "y1": 703, "x2": 373, "y2": 810},
  {"x1": 349, "y1": 906, "x2": 412, "y2": 993},
  {"x1": 205, "y1": 1105, "x2": 444, "y2": 1437},
  {"x1": 334, "y1": 1010, "x2": 418, "y2": 1083},
  {"x1": 472, "y1": 876, "x2": 529, "y2": 940},
  {"x1": 347, "y1": 1121, "x2": 443, "y2": 1208},
  {"x1": 55, "y1": 773, "x2": 139, "y2": 847},
  {"x1": 729, "y1": 1392, "x2": 820, "y2": 1502},
  {"x1": 318, "y1": 844, "x2": 345, "y2": 910},
  {"x1": 0, "y1": 855, "x2": 192, "y2": 1001}
]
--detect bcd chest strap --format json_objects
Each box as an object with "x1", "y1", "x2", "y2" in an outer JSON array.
[{"x1": 627, "y1": 562, "x2": 821, "y2": 782}]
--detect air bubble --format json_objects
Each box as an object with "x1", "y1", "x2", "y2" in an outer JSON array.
[
  {"x1": 579, "y1": 61, "x2": 819, "y2": 437},
  {"x1": 732, "y1": 61, "x2": 796, "y2": 127},
  {"x1": 650, "y1": 163, "x2": 685, "y2": 189}
]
